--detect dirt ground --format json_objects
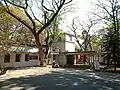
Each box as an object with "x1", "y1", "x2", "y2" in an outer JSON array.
[
  {"x1": 0, "y1": 66, "x2": 56, "y2": 81},
  {"x1": 0, "y1": 66, "x2": 120, "y2": 90}
]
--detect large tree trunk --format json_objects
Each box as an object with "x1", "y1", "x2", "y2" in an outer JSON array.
[
  {"x1": 45, "y1": 46, "x2": 52, "y2": 65},
  {"x1": 44, "y1": 46, "x2": 48, "y2": 65},
  {"x1": 38, "y1": 46, "x2": 44, "y2": 66},
  {"x1": 35, "y1": 34, "x2": 44, "y2": 66},
  {"x1": 44, "y1": 46, "x2": 49, "y2": 59}
]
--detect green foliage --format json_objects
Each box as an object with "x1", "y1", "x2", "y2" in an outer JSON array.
[
  {"x1": 102, "y1": 28, "x2": 120, "y2": 67},
  {"x1": 50, "y1": 16, "x2": 65, "y2": 41},
  {"x1": 91, "y1": 39, "x2": 101, "y2": 51},
  {"x1": 0, "y1": 6, "x2": 16, "y2": 51},
  {"x1": 45, "y1": 15, "x2": 65, "y2": 45},
  {"x1": 0, "y1": 6, "x2": 34, "y2": 52},
  {"x1": 94, "y1": 0, "x2": 120, "y2": 71}
]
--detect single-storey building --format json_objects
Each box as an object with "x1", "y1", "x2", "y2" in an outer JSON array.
[
  {"x1": 51, "y1": 51, "x2": 99, "y2": 67},
  {"x1": 0, "y1": 46, "x2": 40, "y2": 69}
]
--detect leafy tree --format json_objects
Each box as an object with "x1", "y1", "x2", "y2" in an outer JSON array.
[
  {"x1": 44, "y1": 15, "x2": 65, "y2": 60},
  {"x1": 102, "y1": 27, "x2": 120, "y2": 70},
  {"x1": 0, "y1": 6, "x2": 34, "y2": 71},
  {"x1": 93, "y1": 0, "x2": 120, "y2": 71},
  {"x1": 0, "y1": 0, "x2": 73, "y2": 66},
  {"x1": 14, "y1": 25, "x2": 34, "y2": 45},
  {"x1": 0, "y1": 6, "x2": 17, "y2": 52},
  {"x1": 91, "y1": 39, "x2": 102, "y2": 51}
]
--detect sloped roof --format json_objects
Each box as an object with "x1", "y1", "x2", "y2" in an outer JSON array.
[{"x1": 8, "y1": 46, "x2": 39, "y2": 53}]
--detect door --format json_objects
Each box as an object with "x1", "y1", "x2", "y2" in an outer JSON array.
[{"x1": 67, "y1": 55, "x2": 74, "y2": 65}]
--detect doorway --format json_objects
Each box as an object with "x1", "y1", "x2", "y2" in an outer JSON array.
[{"x1": 67, "y1": 55, "x2": 74, "y2": 65}]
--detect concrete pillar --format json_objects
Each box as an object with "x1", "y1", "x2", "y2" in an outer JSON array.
[
  {"x1": 74, "y1": 55, "x2": 77, "y2": 64},
  {"x1": 93, "y1": 54, "x2": 95, "y2": 69},
  {"x1": 88, "y1": 54, "x2": 90, "y2": 65},
  {"x1": 0, "y1": 52, "x2": 4, "y2": 71},
  {"x1": 10, "y1": 53, "x2": 15, "y2": 67}
]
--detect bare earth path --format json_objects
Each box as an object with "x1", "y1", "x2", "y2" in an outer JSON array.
[{"x1": 0, "y1": 66, "x2": 120, "y2": 90}]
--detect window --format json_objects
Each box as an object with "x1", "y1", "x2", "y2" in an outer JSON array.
[
  {"x1": 15, "y1": 54, "x2": 21, "y2": 62},
  {"x1": 25, "y1": 54, "x2": 29, "y2": 61},
  {"x1": 53, "y1": 49, "x2": 55, "y2": 52},
  {"x1": 4, "y1": 53, "x2": 10, "y2": 63},
  {"x1": 53, "y1": 55, "x2": 56, "y2": 60},
  {"x1": 29, "y1": 54, "x2": 38, "y2": 60},
  {"x1": 69, "y1": 36, "x2": 72, "y2": 41}
]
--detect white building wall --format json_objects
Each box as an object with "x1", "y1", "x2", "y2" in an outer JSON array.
[
  {"x1": 4, "y1": 53, "x2": 40, "y2": 68},
  {"x1": 65, "y1": 33, "x2": 75, "y2": 52},
  {"x1": 65, "y1": 34, "x2": 74, "y2": 42},
  {"x1": 65, "y1": 42, "x2": 75, "y2": 52},
  {"x1": 51, "y1": 33, "x2": 76, "y2": 66},
  {"x1": 4, "y1": 53, "x2": 15, "y2": 68},
  {"x1": 66, "y1": 35, "x2": 71, "y2": 41},
  {"x1": 58, "y1": 54, "x2": 66, "y2": 66},
  {"x1": 14, "y1": 54, "x2": 40, "y2": 68},
  {"x1": 13, "y1": 54, "x2": 24, "y2": 67},
  {"x1": 52, "y1": 33, "x2": 75, "y2": 52},
  {"x1": 52, "y1": 41, "x2": 65, "y2": 52}
]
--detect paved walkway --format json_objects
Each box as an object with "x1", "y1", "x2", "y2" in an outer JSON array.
[{"x1": 0, "y1": 66, "x2": 120, "y2": 90}]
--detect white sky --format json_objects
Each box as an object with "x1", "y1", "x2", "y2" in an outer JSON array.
[
  {"x1": 70, "y1": 0, "x2": 92, "y2": 21},
  {"x1": 31, "y1": 0, "x2": 97, "y2": 32},
  {"x1": 62, "y1": 0, "x2": 95, "y2": 32}
]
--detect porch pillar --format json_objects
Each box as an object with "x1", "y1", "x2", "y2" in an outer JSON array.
[{"x1": 0, "y1": 52, "x2": 4, "y2": 71}]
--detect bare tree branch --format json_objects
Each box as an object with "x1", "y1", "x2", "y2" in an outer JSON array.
[
  {"x1": 41, "y1": 0, "x2": 54, "y2": 13},
  {"x1": 30, "y1": 7, "x2": 44, "y2": 25},
  {"x1": 64, "y1": 0, "x2": 72, "y2": 4},
  {"x1": 1, "y1": 0, "x2": 73, "y2": 65},
  {"x1": 24, "y1": 9, "x2": 36, "y2": 32},
  {"x1": 6, "y1": 11, "x2": 35, "y2": 34},
  {"x1": 38, "y1": 0, "x2": 67, "y2": 34}
]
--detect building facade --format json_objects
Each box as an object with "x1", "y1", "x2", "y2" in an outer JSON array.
[
  {"x1": 51, "y1": 33, "x2": 76, "y2": 66},
  {"x1": 0, "y1": 46, "x2": 40, "y2": 69}
]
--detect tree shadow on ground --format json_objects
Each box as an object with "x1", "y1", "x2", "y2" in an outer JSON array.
[
  {"x1": 0, "y1": 69, "x2": 120, "y2": 90},
  {"x1": 0, "y1": 69, "x2": 7, "y2": 75}
]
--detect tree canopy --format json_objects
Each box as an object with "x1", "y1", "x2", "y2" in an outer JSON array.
[{"x1": 0, "y1": 0, "x2": 73, "y2": 65}]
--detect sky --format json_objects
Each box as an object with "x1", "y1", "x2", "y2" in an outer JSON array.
[
  {"x1": 62, "y1": 0, "x2": 94, "y2": 32},
  {"x1": 31, "y1": 0, "x2": 96, "y2": 32},
  {"x1": 69, "y1": 0, "x2": 92, "y2": 21}
]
